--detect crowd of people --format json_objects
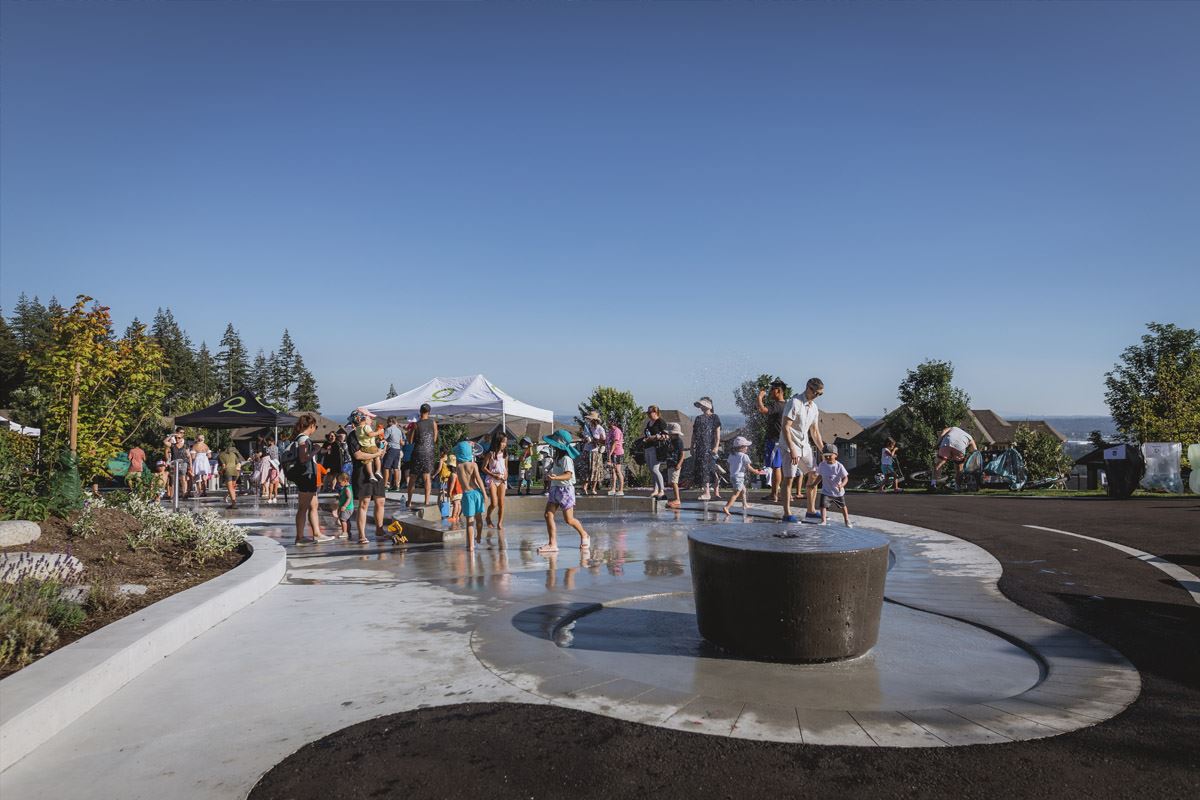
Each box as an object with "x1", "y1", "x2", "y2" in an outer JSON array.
[{"x1": 143, "y1": 375, "x2": 989, "y2": 550}]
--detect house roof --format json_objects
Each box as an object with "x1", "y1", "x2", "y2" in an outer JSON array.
[
  {"x1": 820, "y1": 412, "x2": 864, "y2": 443},
  {"x1": 658, "y1": 409, "x2": 694, "y2": 445},
  {"x1": 968, "y1": 410, "x2": 1066, "y2": 444}
]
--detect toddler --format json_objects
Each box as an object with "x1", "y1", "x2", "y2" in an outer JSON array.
[
  {"x1": 723, "y1": 436, "x2": 768, "y2": 515},
  {"x1": 815, "y1": 443, "x2": 852, "y2": 526},
  {"x1": 664, "y1": 422, "x2": 685, "y2": 509},
  {"x1": 335, "y1": 472, "x2": 355, "y2": 537},
  {"x1": 352, "y1": 408, "x2": 386, "y2": 483}
]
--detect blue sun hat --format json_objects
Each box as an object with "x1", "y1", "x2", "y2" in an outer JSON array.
[
  {"x1": 454, "y1": 441, "x2": 474, "y2": 463},
  {"x1": 542, "y1": 428, "x2": 580, "y2": 459}
]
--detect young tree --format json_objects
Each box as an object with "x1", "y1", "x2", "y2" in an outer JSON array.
[
  {"x1": 895, "y1": 360, "x2": 971, "y2": 470},
  {"x1": 732, "y1": 374, "x2": 788, "y2": 462},
  {"x1": 216, "y1": 323, "x2": 250, "y2": 396},
  {"x1": 575, "y1": 386, "x2": 640, "y2": 442},
  {"x1": 1104, "y1": 322, "x2": 1200, "y2": 445},
  {"x1": 23, "y1": 297, "x2": 167, "y2": 480},
  {"x1": 1012, "y1": 425, "x2": 1073, "y2": 481},
  {"x1": 292, "y1": 354, "x2": 320, "y2": 412},
  {"x1": 386, "y1": 383, "x2": 398, "y2": 399}
]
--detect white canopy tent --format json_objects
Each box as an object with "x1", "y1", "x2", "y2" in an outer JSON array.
[
  {"x1": 363, "y1": 375, "x2": 554, "y2": 431},
  {"x1": 0, "y1": 415, "x2": 40, "y2": 437}
]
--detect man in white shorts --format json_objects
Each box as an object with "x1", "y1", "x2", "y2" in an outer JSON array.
[
  {"x1": 779, "y1": 377, "x2": 826, "y2": 523},
  {"x1": 932, "y1": 425, "x2": 977, "y2": 489}
]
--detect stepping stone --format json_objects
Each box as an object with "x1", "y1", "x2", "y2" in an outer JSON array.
[{"x1": 0, "y1": 520, "x2": 41, "y2": 547}]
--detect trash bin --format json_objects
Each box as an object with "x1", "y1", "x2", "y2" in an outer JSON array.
[
  {"x1": 1141, "y1": 443, "x2": 1183, "y2": 494},
  {"x1": 1103, "y1": 444, "x2": 1145, "y2": 499}
]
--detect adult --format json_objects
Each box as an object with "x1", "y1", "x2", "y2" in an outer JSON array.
[
  {"x1": 348, "y1": 408, "x2": 389, "y2": 542},
  {"x1": 168, "y1": 432, "x2": 190, "y2": 500},
  {"x1": 127, "y1": 443, "x2": 146, "y2": 489},
  {"x1": 932, "y1": 426, "x2": 977, "y2": 489},
  {"x1": 265, "y1": 438, "x2": 279, "y2": 462},
  {"x1": 406, "y1": 403, "x2": 438, "y2": 511},
  {"x1": 755, "y1": 378, "x2": 789, "y2": 502},
  {"x1": 641, "y1": 406, "x2": 669, "y2": 498},
  {"x1": 691, "y1": 397, "x2": 723, "y2": 500},
  {"x1": 779, "y1": 377, "x2": 826, "y2": 523},
  {"x1": 334, "y1": 429, "x2": 352, "y2": 478},
  {"x1": 190, "y1": 435, "x2": 212, "y2": 497},
  {"x1": 291, "y1": 413, "x2": 332, "y2": 545},
  {"x1": 319, "y1": 432, "x2": 339, "y2": 491},
  {"x1": 219, "y1": 443, "x2": 243, "y2": 508},
  {"x1": 607, "y1": 417, "x2": 625, "y2": 496},
  {"x1": 581, "y1": 411, "x2": 607, "y2": 496},
  {"x1": 382, "y1": 416, "x2": 406, "y2": 491},
  {"x1": 251, "y1": 448, "x2": 272, "y2": 501}
]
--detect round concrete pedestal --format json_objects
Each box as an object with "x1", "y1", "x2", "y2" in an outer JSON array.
[{"x1": 687, "y1": 526, "x2": 889, "y2": 662}]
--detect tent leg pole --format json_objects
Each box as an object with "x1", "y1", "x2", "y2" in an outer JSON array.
[{"x1": 173, "y1": 462, "x2": 180, "y2": 513}]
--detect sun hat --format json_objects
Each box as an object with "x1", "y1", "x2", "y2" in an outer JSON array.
[
  {"x1": 584, "y1": 410, "x2": 602, "y2": 422},
  {"x1": 519, "y1": 436, "x2": 532, "y2": 446},
  {"x1": 823, "y1": 443, "x2": 838, "y2": 456},
  {"x1": 454, "y1": 441, "x2": 474, "y2": 462},
  {"x1": 543, "y1": 428, "x2": 581, "y2": 459},
  {"x1": 446, "y1": 453, "x2": 458, "y2": 466},
  {"x1": 731, "y1": 436, "x2": 752, "y2": 450},
  {"x1": 667, "y1": 422, "x2": 684, "y2": 436},
  {"x1": 693, "y1": 397, "x2": 713, "y2": 411}
]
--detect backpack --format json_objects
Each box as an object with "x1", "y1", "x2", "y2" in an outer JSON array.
[{"x1": 280, "y1": 437, "x2": 312, "y2": 481}]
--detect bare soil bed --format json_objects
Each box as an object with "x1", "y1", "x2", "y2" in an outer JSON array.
[{"x1": 1, "y1": 507, "x2": 247, "y2": 678}]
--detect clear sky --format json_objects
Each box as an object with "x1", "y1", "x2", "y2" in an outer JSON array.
[{"x1": 2, "y1": 2, "x2": 1197, "y2": 417}]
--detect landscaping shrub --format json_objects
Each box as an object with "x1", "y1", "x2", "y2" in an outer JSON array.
[{"x1": 0, "y1": 575, "x2": 86, "y2": 670}]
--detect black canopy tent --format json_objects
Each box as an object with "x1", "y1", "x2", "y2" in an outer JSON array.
[
  {"x1": 170, "y1": 391, "x2": 298, "y2": 511},
  {"x1": 172, "y1": 389, "x2": 298, "y2": 430}
]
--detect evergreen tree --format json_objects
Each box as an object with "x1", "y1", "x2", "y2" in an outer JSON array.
[
  {"x1": 273, "y1": 330, "x2": 297, "y2": 405},
  {"x1": 386, "y1": 383, "x2": 398, "y2": 399},
  {"x1": 292, "y1": 354, "x2": 320, "y2": 412},
  {"x1": 266, "y1": 351, "x2": 283, "y2": 405},
  {"x1": 0, "y1": 313, "x2": 23, "y2": 407},
  {"x1": 11, "y1": 293, "x2": 53, "y2": 351},
  {"x1": 195, "y1": 342, "x2": 217, "y2": 400},
  {"x1": 216, "y1": 323, "x2": 250, "y2": 396},
  {"x1": 249, "y1": 349, "x2": 271, "y2": 399},
  {"x1": 151, "y1": 308, "x2": 198, "y2": 413}
]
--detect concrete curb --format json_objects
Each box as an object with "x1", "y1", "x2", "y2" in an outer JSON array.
[{"x1": 0, "y1": 534, "x2": 286, "y2": 772}]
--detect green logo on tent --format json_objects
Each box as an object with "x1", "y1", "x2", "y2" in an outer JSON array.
[
  {"x1": 431, "y1": 388, "x2": 457, "y2": 402},
  {"x1": 220, "y1": 397, "x2": 255, "y2": 415}
]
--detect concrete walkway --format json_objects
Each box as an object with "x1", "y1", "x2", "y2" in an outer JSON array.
[{"x1": 0, "y1": 498, "x2": 1139, "y2": 799}]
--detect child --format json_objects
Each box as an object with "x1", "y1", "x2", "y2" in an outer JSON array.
[
  {"x1": 663, "y1": 422, "x2": 685, "y2": 509},
  {"x1": 153, "y1": 460, "x2": 169, "y2": 499},
  {"x1": 442, "y1": 453, "x2": 461, "y2": 528},
  {"x1": 723, "y1": 436, "x2": 768, "y2": 515},
  {"x1": 453, "y1": 441, "x2": 487, "y2": 550},
  {"x1": 538, "y1": 429, "x2": 590, "y2": 554},
  {"x1": 607, "y1": 419, "x2": 625, "y2": 496},
  {"x1": 335, "y1": 472, "x2": 355, "y2": 539},
  {"x1": 517, "y1": 437, "x2": 536, "y2": 496},
  {"x1": 816, "y1": 443, "x2": 852, "y2": 526},
  {"x1": 880, "y1": 438, "x2": 900, "y2": 493},
  {"x1": 352, "y1": 408, "x2": 385, "y2": 484},
  {"x1": 483, "y1": 431, "x2": 508, "y2": 530},
  {"x1": 539, "y1": 447, "x2": 555, "y2": 496}
]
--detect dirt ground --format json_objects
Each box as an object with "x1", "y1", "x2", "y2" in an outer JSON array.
[
  {"x1": 1, "y1": 508, "x2": 247, "y2": 677},
  {"x1": 250, "y1": 495, "x2": 1200, "y2": 800}
]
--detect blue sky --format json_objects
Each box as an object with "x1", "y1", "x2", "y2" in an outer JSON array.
[{"x1": 2, "y1": 2, "x2": 1197, "y2": 417}]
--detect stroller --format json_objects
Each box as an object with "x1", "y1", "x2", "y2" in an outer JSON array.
[
  {"x1": 957, "y1": 450, "x2": 984, "y2": 492},
  {"x1": 981, "y1": 448, "x2": 1029, "y2": 491}
]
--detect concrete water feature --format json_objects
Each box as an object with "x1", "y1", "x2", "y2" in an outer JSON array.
[
  {"x1": 0, "y1": 496, "x2": 1141, "y2": 798},
  {"x1": 687, "y1": 524, "x2": 889, "y2": 661}
]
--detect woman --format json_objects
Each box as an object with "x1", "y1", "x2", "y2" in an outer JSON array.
[
  {"x1": 292, "y1": 413, "x2": 332, "y2": 545},
  {"x1": 319, "y1": 432, "x2": 339, "y2": 492},
  {"x1": 483, "y1": 430, "x2": 509, "y2": 530},
  {"x1": 691, "y1": 397, "x2": 722, "y2": 500},
  {"x1": 641, "y1": 406, "x2": 669, "y2": 498},
  {"x1": 190, "y1": 435, "x2": 212, "y2": 498},
  {"x1": 251, "y1": 449, "x2": 271, "y2": 501},
  {"x1": 755, "y1": 378, "x2": 789, "y2": 502},
  {"x1": 406, "y1": 403, "x2": 439, "y2": 511}
]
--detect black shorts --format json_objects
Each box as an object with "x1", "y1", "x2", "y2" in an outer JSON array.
[
  {"x1": 382, "y1": 448, "x2": 402, "y2": 469},
  {"x1": 820, "y1": 494, "x2": 846, "y2": 511},
  {"x1": 611, "y1": 455, "x2": 623, "y2": 465},
  {"x1": 294, "y1": 474, "x2": 318, "y2": 493},
  {"x1": 353, "y1": 467, "x2": 387, "y2": 500}
]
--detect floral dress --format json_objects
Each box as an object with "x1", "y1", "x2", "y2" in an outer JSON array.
[{"x1": 691, "y1": 413, "x2": 722, "y2": 487}]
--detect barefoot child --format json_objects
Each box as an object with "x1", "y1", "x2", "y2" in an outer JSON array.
[
  {"x1": 335, "y1": 472, "x2": 354, "y2": 537},
  {"x1": 453, "y1": 442, "x2": 487, "y2": 550},
  {"x1": 538, "y1": 429, "x2": 590, "y2": 554},
  {"x1": 517, "y1": 437, "x2": 536, "y2": 495},
  {"x1": 723, "y1": 436, "x2": 768, "y2": 515},
  {"x1": 483, "y1": 430, "x2": 508, "y2": 530},
  {"x1": 664, "y1": 422, "x2": 685, "y2": 509},
  {"x1": 816, "y1": 444, "x2": 852, "y2": 526}
]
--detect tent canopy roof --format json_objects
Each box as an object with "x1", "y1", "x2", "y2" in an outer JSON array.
[
  {"x1": 364, "y1": 375, "x2": 552, "y2": 425},
  {"x1": 172, "y1": 390, "x2": 298, "y2": 429}
]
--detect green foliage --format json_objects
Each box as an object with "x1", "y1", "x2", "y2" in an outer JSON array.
[
  {"x1": 732, "y1": 375, "x2": 789, "y2": 461},
  {"x1": 437, "y1": 423, "x2": 469, "y2": 457},
  {"x1": 216, "y1": 323, "x2": 250, "y2": 397},
  {"x1": 895, "y1": 360, "x2": 971, "y2": 471},
  {"x1": 0, "y1": 428, "x2": 48, "y2": 521},
  {"x1": 292, "y1": 353, "x2": 320, "y2": 411},
  {"x1": 100, "y1": 493, "x2": 246, "y2": 565},
  {"x1": 151, "y1": 307, "x2": 198, "y2": 415},
  {"x1": 0, "y1": 314, "x2": 23, "y2": 407},
  {"x1": 386, "y1": 383, "x2": 398, "y2": 399},
  {"x1": 1012, "y1": 425, "x2": 1073, "y2": 481},
  {"x1": 1104, "y1": 322, "x2": 1200, "y2": 447},
  {"x1": 0, "y1": 577, "x2": 86, "y2": 670},
  {"x1": 575, "y1": 386, "x2": 641, "y2": 444}
]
